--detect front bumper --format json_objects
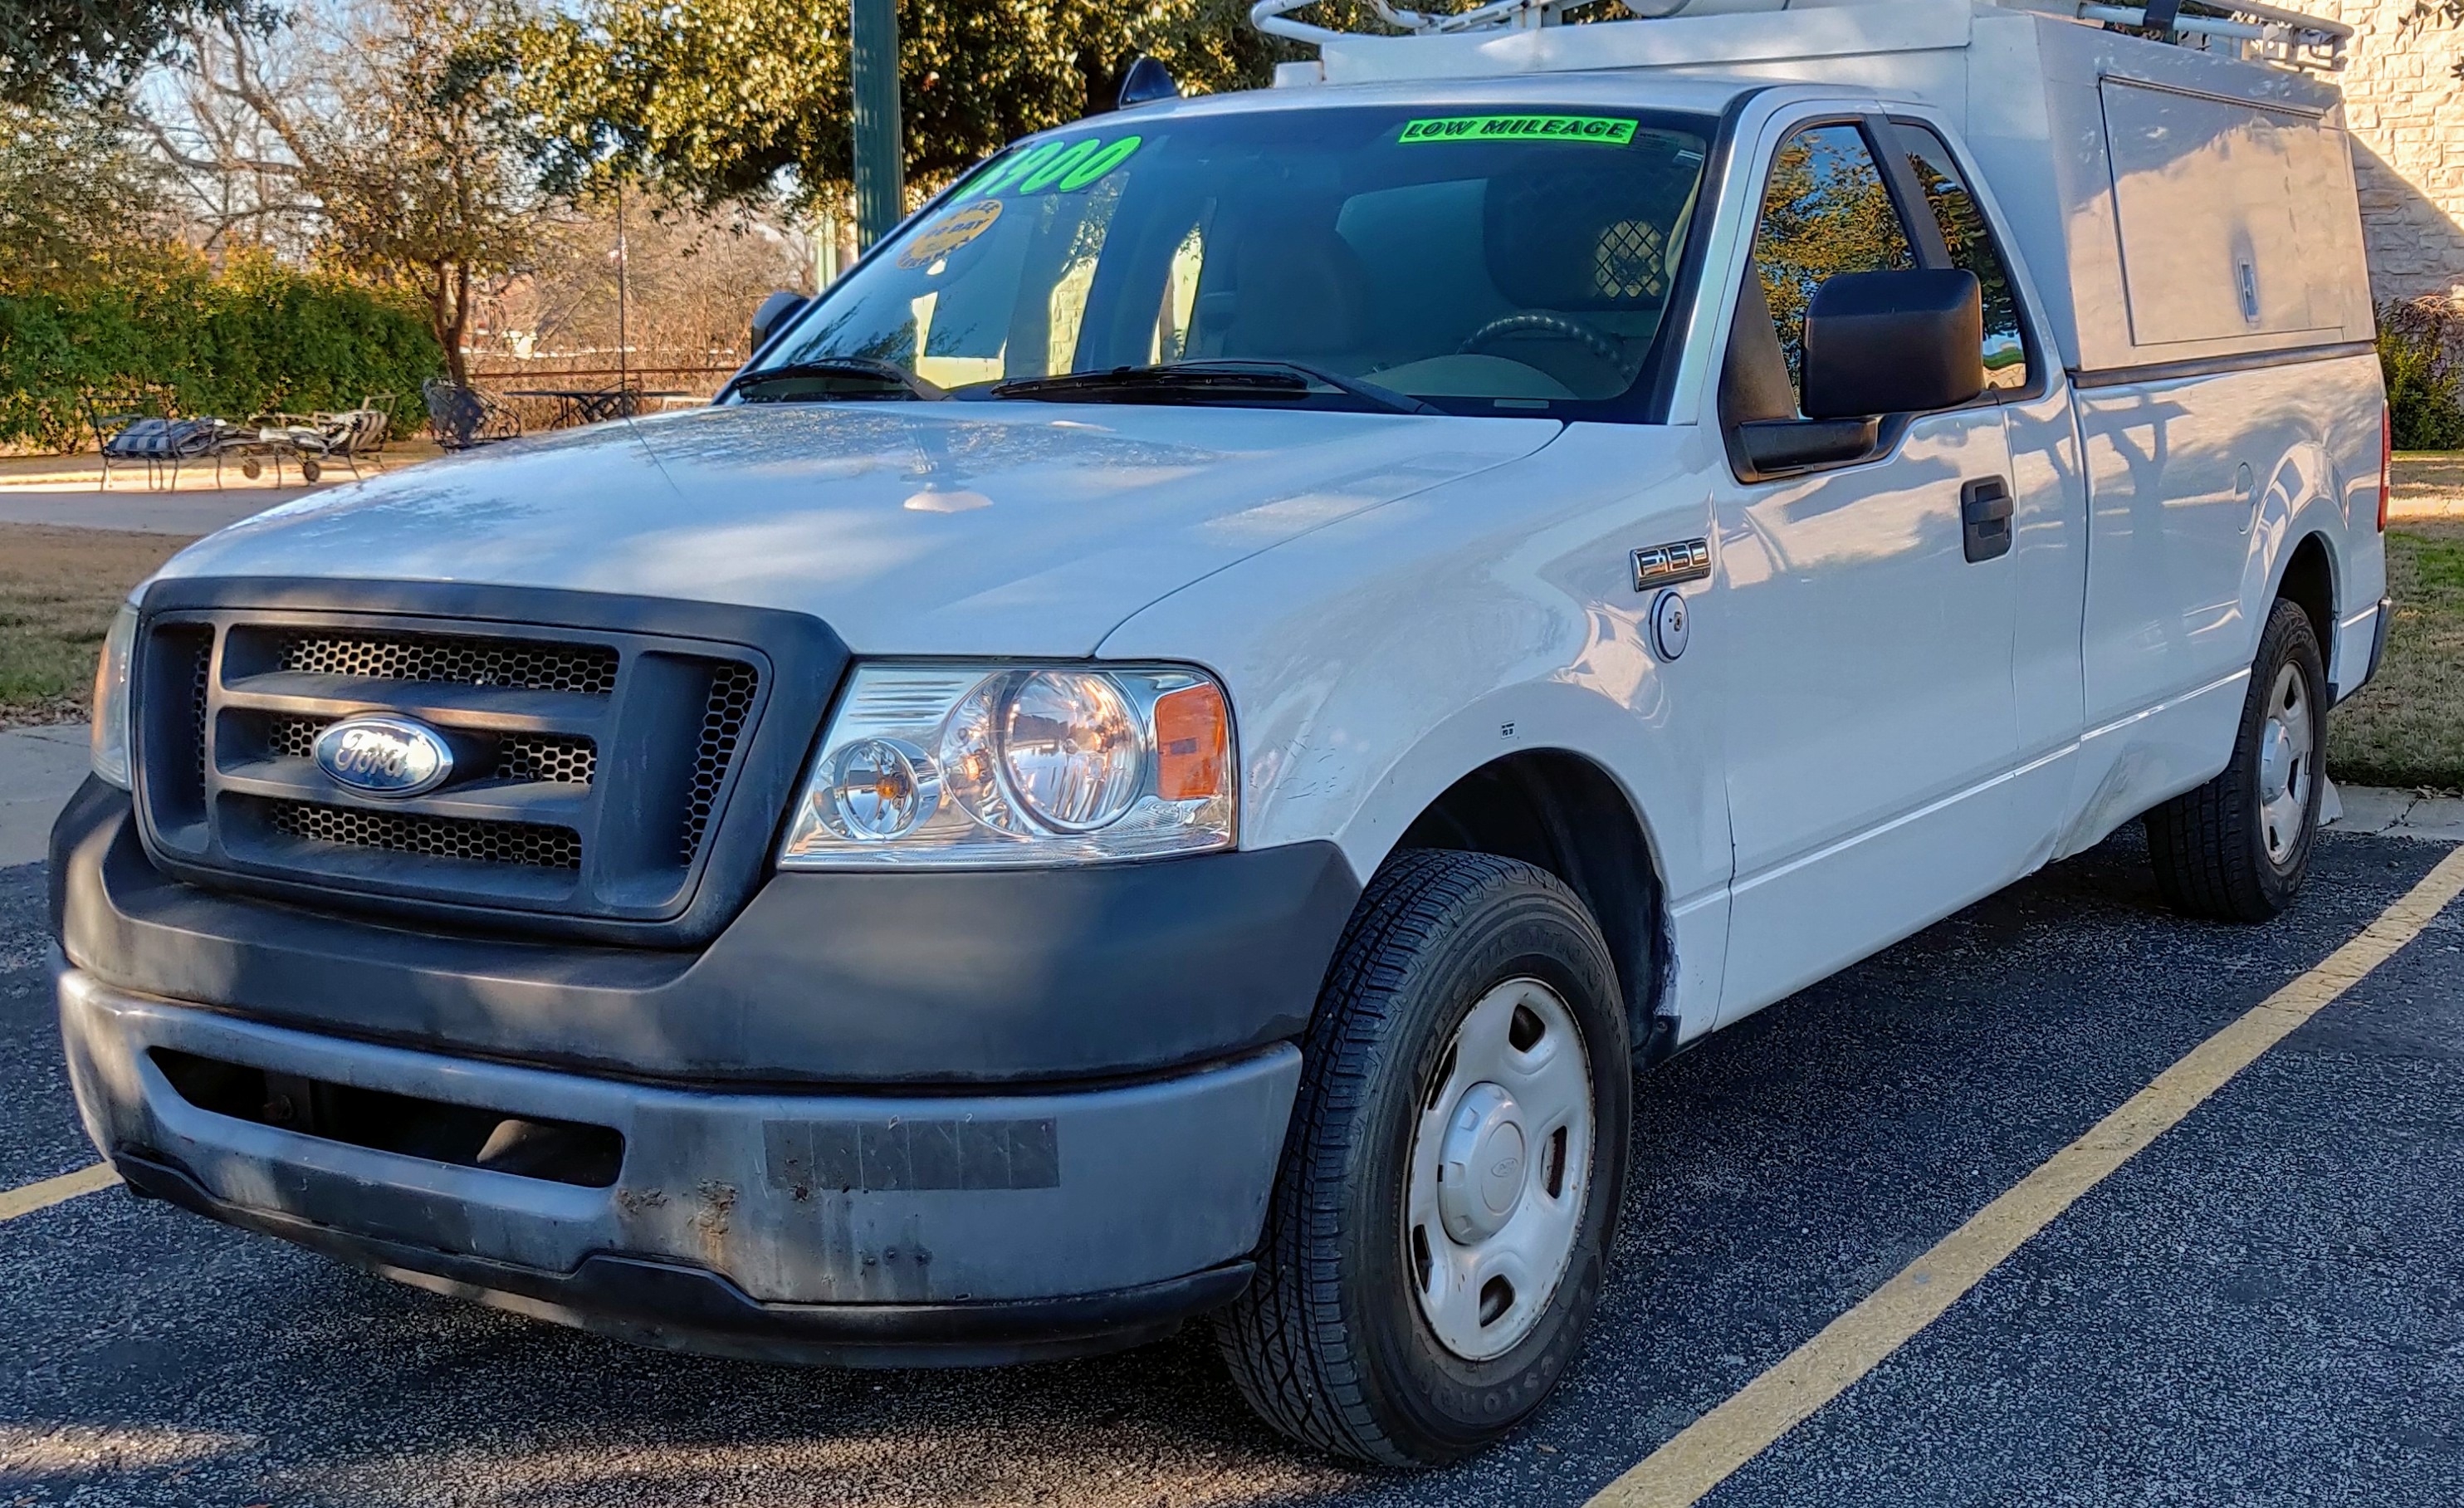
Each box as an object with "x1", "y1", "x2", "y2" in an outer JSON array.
[
  {"x1": 53, "y1": 777, "x2": 1357, "y2": 1085},
  {"x1": 60, "y1": 967, "x2": 1301, "y2": 1365}
]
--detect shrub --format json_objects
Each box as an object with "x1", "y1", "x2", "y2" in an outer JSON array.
[
  {"x1": 2379, "y1": 296, "x2": 2464, "y2": 452},
  {"x1": 0, "y1": 250, "x2": 442, "y2": 450}
]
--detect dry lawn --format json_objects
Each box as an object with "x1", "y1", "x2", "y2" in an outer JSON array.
[
  {"x1": 0, "y1": 512, "x2": 2456, "y2": 791},
  {"x1": 2330, "y1": 521, "x2": 2464, "y2": 794},
  {"x1": 2392, "y1": 453, "x2": 2464, "y2": 514},
  {"x1": 0, "y1": 525, "x2": 199, "y2": 727}
]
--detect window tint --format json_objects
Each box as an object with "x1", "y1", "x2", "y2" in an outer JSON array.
[
  {"x1": 1897, "y1": 123, "x2": 2031, "y2": 391},
  {"x1": 1750, "y1": 123, "x2": 1914, "y2": 398}
]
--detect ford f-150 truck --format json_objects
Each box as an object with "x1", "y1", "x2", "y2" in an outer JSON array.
[{"x1": 53, "y1": 0, "x2": 2389, "y2": 1465}]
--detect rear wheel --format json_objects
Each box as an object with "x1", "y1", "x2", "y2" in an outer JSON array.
[
  {"x1": 2146, "y1": 597, "x2": 2328, "y2": 922},
  {"x1": 1215, "y1": 850, "x2": 1630, "y2": 1466}
]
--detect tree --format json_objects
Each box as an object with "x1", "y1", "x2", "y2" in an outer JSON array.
[
  {"x1": 511, "y1": 0, "x2": 1287, "y2": 214},
  {"x1": 0, "y1": 0, "x2": 259, "y2": 105},
  {"x1": 143, "y1": 0, "x2": 539, "y2": 383},
  {"x1": 0, "y1": 99, "x2": 169, "y2": 289}
]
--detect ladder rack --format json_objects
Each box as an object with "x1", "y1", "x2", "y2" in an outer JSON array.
[{"x1": 1248, "y1": 0, "x2": 2351, "y2": 71}]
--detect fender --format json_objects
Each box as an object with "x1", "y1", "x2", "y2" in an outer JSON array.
[
  {"x1": 2242, "y1": 439, "x2": 2341, "y2": 648},
  {"x1": 1100, "y1": 424, "x2": 1738, "y2": 1040}
]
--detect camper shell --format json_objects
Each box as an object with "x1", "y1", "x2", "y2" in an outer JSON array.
[{"x1": 1278, "y1": 0, "x2": 2375, "y2": 380}]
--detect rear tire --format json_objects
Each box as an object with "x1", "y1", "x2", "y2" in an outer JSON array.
[
  {"x1": 2146, "y1": 597, "x2": 2328, "y2": 922},
  {"x1": 1215, "y1": 849, "x2": 1631, "y2": 1466}
]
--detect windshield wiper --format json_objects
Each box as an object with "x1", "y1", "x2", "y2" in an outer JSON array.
[
  {"x1": 992, "y1": 360, "x2": 1439, "y2": 416},
  {"x1": 722, "y1": 358, "x2": 948, "y2": 403}
]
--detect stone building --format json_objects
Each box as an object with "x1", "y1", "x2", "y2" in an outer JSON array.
[{"x1": 2316, "y1": 0, "x2": 2464, "y2": 304}]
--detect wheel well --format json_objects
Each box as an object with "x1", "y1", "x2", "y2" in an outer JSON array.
[
  {"x1": 1393, "y1": 751, "x2": 1667, "y2": 1060},
  {"x1": 2277, "y1": 533, "x2": 2334, "y2": 662}
]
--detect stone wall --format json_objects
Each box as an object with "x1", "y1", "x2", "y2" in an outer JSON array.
[{"x1": 2313, "y1": 1, "x2": 2464, "y2": 304}]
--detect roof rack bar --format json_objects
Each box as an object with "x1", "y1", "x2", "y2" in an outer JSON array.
[
  {"x1": 2055, "y1": 0, "x2": 2348, "y2": 66},
  {"x1": 1253, "y1": 0, "x2": 2349, "y2": 69},
  {"x1": 1251, "y1": 0, "x2": 1574, "y2": 45}
]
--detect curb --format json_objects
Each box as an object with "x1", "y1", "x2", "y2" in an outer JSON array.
[{"x1": 2325, "y1": 779, "x2": 2464, "y2": 844}]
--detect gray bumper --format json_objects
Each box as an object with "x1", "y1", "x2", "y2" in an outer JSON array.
[{"x1": 59, "y1": 965, "x2": 1299, "y2": 1363}]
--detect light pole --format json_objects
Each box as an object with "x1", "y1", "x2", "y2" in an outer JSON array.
[
  {"x1": 614, "y1": 177, "x2": 631, "y2": 396},
  {"x1": 850, "y1": 0, "x2": 903, "y2": 249}
]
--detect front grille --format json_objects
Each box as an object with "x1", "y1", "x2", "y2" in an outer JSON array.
[
  {"x1": 267, "y1": 800, "x2": 583, "y2": 870},
  {"x1": 130, "y1": 585, "x2": 829, "y2": 941},
  {"x1": 495, "y1": 733, "x2": 597, "y2": 786},
  {"x1": 279, "y1": 632, "x2": 618, "y2": 694},
  {"x1": 269, "y1": 715, "x2": 320, "y2": 759},
  {"x1": 266, "y1": 716, "x2": 596, "y2": 787},
  {"x1": 682, "y1": 663, "x2": 760, "y2": 860},
  {"x1": 175, "y1": 629, "x2": 213, "y2": 787}
]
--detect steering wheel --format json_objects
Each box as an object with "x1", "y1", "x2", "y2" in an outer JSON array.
[{"x1": 1458, "y1": 311, "x2": 1630, "y2": 375}]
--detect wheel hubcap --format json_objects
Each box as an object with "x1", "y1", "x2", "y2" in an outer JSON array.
[
  {"x1": 1437, "y1": 1083, "x2": 1528, "y2": 1244},
  {"x1": 1405, "y1": 978, "x2": 1594, "y2": 1362},
  {"x1": 2259, "y1": 660, "x2": 2313, "y2": 866}
]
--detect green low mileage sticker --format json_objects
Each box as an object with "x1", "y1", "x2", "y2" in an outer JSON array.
[{"x1": 1398, "y1": 115, "x2": 1638, "y2": 145}]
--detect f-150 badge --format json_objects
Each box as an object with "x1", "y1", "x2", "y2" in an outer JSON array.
[{"x1": 1632, "y1": 538, "x2": 1711, "y2": 591}]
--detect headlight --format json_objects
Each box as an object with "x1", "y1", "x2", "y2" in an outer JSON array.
[
  {"x1": 778, "y1": 663, "x2": 1234, "y2": 868},
  {"x1": 90, "y1": 602, "x2": 138, "y2": 789}
]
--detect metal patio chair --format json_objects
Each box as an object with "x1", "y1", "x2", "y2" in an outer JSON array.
[{"x1": 423, "y1": 379, "x2": 523, "y2": 451}]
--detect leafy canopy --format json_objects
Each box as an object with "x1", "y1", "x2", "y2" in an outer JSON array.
[
  {"x1": 0, "y1": 99, "x2": 169, "y2": 290},
  {"x1": 0, "y1": 0, "x2": 261, "y2": 104},
  {"x1": 512, "y1": 0, "x2": 1288, "y2": 209}
]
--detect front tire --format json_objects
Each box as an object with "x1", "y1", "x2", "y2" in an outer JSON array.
[
  {"x1": 2146, "y1": 597, "x2": 2328, "y2": 922},
  {"x1": 1215, "y1": 850, "x2": 1631, "y2": 1466}
]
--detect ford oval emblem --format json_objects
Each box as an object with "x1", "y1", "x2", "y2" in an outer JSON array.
[{"x1": 314, "y1": 716, "x2": 454, "y2": 797}]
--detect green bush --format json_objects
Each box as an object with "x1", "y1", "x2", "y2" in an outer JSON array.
[
  {"x1": 2380, "y1": 297, "x2": 2464, "y2": 452},
  {"x1": 0, "y1": 252, "x2": 442, "y2": 450}
]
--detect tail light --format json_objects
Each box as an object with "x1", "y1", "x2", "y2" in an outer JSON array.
[{"x1": 2378, "y1": 402, "x2": 2392, "y2": 533}]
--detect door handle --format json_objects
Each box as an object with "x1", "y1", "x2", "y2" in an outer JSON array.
[{"x1": 1960, "y1": 477, "x2": 2014, "y2": 564}]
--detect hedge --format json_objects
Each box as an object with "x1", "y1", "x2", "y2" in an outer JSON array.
[
  {"x1": 2380, "y1": 296, "x2": 2464, "y2": 453},
  {"x1": 0, "y1": 253, "x2": 443, "y2": 451}
]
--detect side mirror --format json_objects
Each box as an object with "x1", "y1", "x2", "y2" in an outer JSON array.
[
  {"x1": 1799, "y1": 268, "x2": 1983, "y2": 421},
  {"x1": 750, "y1": 289, "x2": 809, "y2": 352}
]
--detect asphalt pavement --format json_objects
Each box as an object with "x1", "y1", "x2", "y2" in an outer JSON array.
[
  {"x1": 0, "y1": 487, "x2": 316, "y2": 536},
  {"x1": 4, "y1": 825, "x2": 2462, "y2": 1506}
]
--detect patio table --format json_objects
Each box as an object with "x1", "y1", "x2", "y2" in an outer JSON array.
[{"x1": 506, "y1": 389, "x2": 692, "y2": 428}]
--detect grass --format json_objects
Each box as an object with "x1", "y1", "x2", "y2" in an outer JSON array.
[
  {"x1": 2330, "y1": 521, "x2": 2464, "y2": 795},
  {"x1": 0, "y1": 525, "x2": 198, "y2": 727},
  {"x1": 0, "y1": 512, "x2": 2455, "y2": 793},
  {"x1": 2393, "y1": 452, "x2": 2464, "y2": 506}
]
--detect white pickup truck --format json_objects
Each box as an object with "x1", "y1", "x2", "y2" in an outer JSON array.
[{"x1": 55, "y1": 0, "x2": 2388, "y2": 1466}]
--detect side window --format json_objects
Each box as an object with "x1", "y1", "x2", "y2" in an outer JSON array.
[
  {"x1": 1751, "y1": 123, "x2": 1914, "y2": 401},
  {"x1": 1895, "y1": 123, "x2": 2032, "y2": 391}
]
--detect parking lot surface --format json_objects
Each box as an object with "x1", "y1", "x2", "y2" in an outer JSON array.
[{"x1": 5, "y1": 826, "x2": 2462, "y2": 1506}]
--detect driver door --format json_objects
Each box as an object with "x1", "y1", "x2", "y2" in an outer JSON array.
[{"x1": 1711, "y1": 116, "x2": 2026, "y2": 1023}]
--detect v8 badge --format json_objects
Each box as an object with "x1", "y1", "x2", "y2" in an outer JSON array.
[{"x1": 1650, "y1": 589, "x2": 1690, "y2": 662}]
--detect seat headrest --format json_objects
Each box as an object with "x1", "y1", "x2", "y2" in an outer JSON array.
[{"x1": 1221, "y1": 218, "x2": 1371, "y2": 359}]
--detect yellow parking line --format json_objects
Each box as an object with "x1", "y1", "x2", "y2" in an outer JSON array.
[
  {"x1": 0, "y1": 1163, "x2": 120, "y2": 1224},
  {"x1": 1590, "y1": 844, "x2": 2464, "y2": 1508}
]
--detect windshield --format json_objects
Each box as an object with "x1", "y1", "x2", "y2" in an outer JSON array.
[{"x1": 749, "y1": 105, "x2": 1714, "y2": 415}]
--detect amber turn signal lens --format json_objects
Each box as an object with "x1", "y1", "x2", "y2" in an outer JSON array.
[{"x1": 1153, "y1": 682, "x2": 1230, "y2": 801}]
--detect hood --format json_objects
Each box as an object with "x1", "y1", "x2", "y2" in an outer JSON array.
[{"x1": 156, "y1": 403, "x2": 1562, "y2": 655}]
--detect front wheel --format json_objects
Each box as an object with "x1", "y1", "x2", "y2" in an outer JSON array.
[
  {"x1": 1215, "y1": 850, "x2": 1631, "y2": 1466},
  {"x1": 2146, "y1": 597, "x2": 2329, "y2": 922}
]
